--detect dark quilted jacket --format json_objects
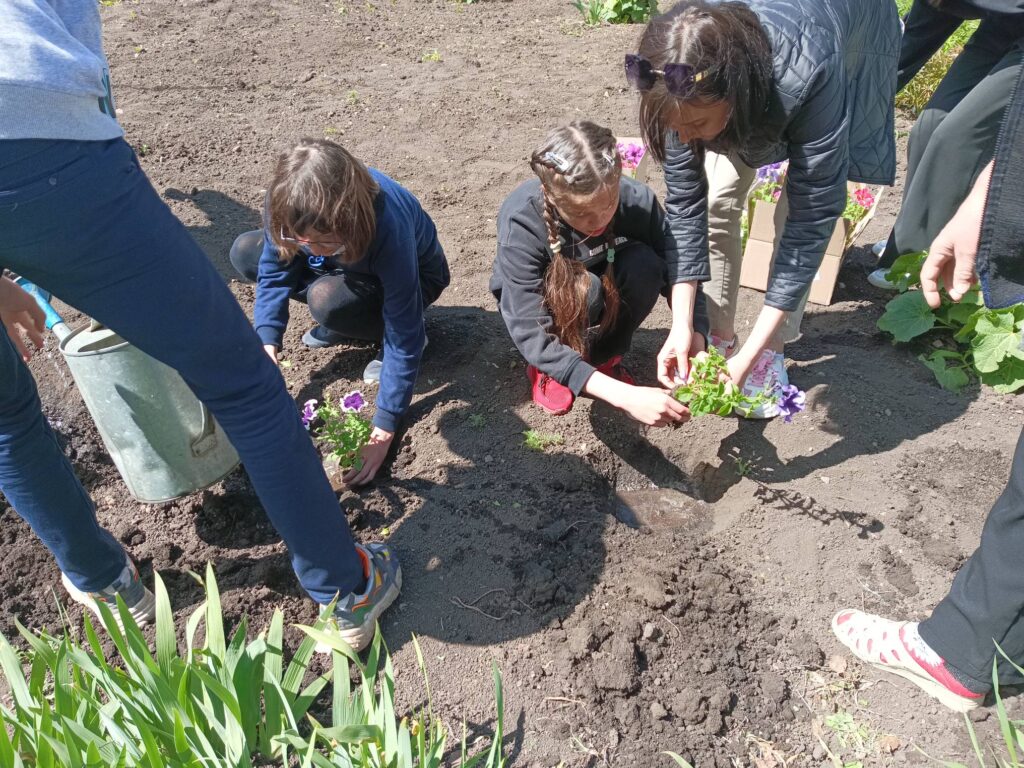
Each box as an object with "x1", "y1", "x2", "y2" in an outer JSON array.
[{"x1": 663, "y1": 0, "x2": 901, "y2": 311}]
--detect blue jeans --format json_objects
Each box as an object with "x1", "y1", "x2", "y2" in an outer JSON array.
[{"x1": 0, "y1": 138, "x2": 363, "y2": 603}]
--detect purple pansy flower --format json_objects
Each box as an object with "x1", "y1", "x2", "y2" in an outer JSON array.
[
  {"x1": 301, "y1": 399, "x2": 318, "y2": 430},
  {"x1": 777, "y1": 385, "x2": 806, "y2": 423},
  {"x1": 341, "y1": 390, "x2": 366, "y2": 412},
  {"x1": 755, "y1": 161, "x2": 786, "y2": 185}
]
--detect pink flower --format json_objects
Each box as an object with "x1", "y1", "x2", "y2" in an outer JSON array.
[
  {"x1": 853, "y1": 187, "x2": 875, "y2": 209},
  {"x1": 341, "y1": 391, "x2": 366, "y2": 412},
  {"x1": 772, "y1": 188, "x2": 782, "y2": 202},
  {"x1": 616, "y1": 141, "x2": 646, "y2": 171}
]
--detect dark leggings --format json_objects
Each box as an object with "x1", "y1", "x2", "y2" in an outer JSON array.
[
  {"x1": 579, "y1": 241, "x2": 668, "y2": 365},
  {"x1": 230, "y1": 230, "x2": 444, "y2": 342}
]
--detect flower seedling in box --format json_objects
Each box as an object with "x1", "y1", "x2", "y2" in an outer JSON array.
[
  {"x1": 750, "y1": 161, "x2": 785, "y2": 204},
  {"x1": 302, "y1": 391, "x2": 372, "y2": 469},
  {"x1": 843, "y1": 186, "x2": 876, "y2": 225},
  {"x1": 671, "y1": 346, "x2": 806, "y2": 421}
]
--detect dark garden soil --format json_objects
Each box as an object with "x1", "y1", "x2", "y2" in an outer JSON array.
[{"x1": 3, "y1": 1, "x2": 1023, "y2": 765}]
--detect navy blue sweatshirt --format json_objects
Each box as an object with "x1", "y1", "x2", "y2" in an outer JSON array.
[{"x1": 253, "y1": 169, "x2": 448, "y2": 432}]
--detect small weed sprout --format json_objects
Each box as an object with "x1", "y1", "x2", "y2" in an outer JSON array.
[
  {"x1": 732, "y1": 456, "x2": 754, "y2": 478},
  {"x1": 468, "y1": 413, "x2": 486, "y2": 428},
  {"x1": 523, "y1": 430, "x2": 564, "y2": 452},
  {"x1": 421, "y1": 49, "x2": 443, "y2": 63}
]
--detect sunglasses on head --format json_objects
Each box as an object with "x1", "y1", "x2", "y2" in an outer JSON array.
[{"x1": 624, "y1": 54, "x2": 707, "y2": 98}]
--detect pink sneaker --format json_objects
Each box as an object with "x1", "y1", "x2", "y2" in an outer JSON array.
[
  {"x1": 739, "y1": 349, "x2": 786, "y2": 419},
  {"x1": 832, "y1": 609, "x2": 984, "y2": 713},
  {"x1": 709, "y1": 334, "x2": 737, "y2": 359}
]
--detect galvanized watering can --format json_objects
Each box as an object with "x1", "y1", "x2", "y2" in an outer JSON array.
[{"x1": 18, "y1": 279, "x2": 239, "y2": 503}]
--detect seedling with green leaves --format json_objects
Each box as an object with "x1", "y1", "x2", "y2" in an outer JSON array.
[
  {"x1": 523, "y1": 429, "x2": 564, "y2": 451},
  {"x1": 876, "y1": 251, "x2": 1024, "y2": 394},
  {"x1": 672, "y1": 346, "x2": 773, "y2": 418}
]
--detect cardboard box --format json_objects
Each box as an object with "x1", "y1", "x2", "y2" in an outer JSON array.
[
  {"x1": 616, "y1": 136, "x2": 653, "y2": 185},
  {"x1": 739, "y1": 182, "x2": 883, "y2": 305}
]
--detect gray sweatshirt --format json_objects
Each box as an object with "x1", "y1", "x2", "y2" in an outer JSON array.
[
  {"x1": 0, "y1": 0, "x2": 123, "y2": 140},
  {"x1": 491, "y1": 176, "x2": 710, "y2": 394}
]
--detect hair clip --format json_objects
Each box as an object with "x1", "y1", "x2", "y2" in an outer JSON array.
[
  {"x1": 600, "y1": 149, "x2": 617, "y2": 167},
  {"x1": 550, "y1": 240, "x2": 563, "y2": 255},
  {"x1": 542, "y1": 152, "x2": 572, "y2": 174}
]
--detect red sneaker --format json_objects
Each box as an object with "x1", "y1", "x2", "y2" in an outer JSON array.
[
  {"x1": 595, "y1": 355, "x2": 636, "y2": 386},
  {"x1": 526, "y1": 365, "x2": 574, "y2": 415}
]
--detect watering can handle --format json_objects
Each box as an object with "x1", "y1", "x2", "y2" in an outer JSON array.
[{"x1": 190, "y1": 404, "x2": 219, "y2": 458}]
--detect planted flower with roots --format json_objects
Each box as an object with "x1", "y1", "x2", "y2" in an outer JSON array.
[
  {"x1": 303, "y1": 391, "x2": 373, "y2": 469},
  {"x1": 672, "y1": 346, "x2": 805, "y2": 421}
]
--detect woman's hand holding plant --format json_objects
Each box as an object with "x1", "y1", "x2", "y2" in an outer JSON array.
[{"x1": 657, "y1": 281, "x2": 702, "y2": 387}]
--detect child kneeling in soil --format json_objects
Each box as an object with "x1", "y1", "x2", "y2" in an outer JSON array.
[
  {"x1": 491, "y1": 120, "x2": 710, "y2": 426},
  {"x1": 231, "y1": 138, "x2": 450, "y2": 485}
]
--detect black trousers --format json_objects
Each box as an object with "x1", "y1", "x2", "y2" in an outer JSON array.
[
  {"x1": 579, "y1": 241, "x2": 667, "y2": 366},
  {"x1": 230, "y1": 229, "x2": 444, "y2": 343},
  {"x1": 881, "y1": 20, "x2": 1024, "y2": 267},
  {"x1": 920, "y1": 427, "x2": 1024, "y2": 692}
]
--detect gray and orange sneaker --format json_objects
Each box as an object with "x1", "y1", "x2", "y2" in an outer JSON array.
[
  {"x1": 318, "y1": 542, "x2": 402, "y2": 653},
  {"x1": 62, "y1": 556, "x2": 157, "y2": 628}
]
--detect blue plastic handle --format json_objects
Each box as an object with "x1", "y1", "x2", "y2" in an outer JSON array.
[{"x1": 13, "y1": 277, "x2": 64, "y2": 331}]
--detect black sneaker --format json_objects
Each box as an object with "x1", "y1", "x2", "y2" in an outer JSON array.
[{"x1": 302, "y1": 325, "x2": 346, "y2": 349}]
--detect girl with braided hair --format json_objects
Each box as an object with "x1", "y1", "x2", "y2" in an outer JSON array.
[{"x1": 490, "y1": 120, "x2": 711, "y2": 423}]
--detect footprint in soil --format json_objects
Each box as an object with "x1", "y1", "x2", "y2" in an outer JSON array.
[{"x1": 878, "y1": 544, "x2": 919, "y2": 597}]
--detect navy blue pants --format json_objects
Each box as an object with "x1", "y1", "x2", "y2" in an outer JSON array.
[{"x1": 0, "y1": 138, "x2": 362, "y2": 603}]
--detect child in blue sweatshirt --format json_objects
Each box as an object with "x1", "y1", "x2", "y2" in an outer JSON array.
[{"x1": 231, "y1": 139, "x2": 449, "y2": 485}]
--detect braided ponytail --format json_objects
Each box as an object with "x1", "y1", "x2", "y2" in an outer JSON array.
[{"x1": 530, "y1": 120, "x2": 623, "y2": 356}]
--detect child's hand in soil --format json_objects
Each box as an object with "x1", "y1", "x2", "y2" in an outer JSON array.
[
  {"x1": 0, "y1": 277, "x2": 46, "y2": 363},
  {"x1": 617, "y1": 386, "x2": 690, "y2": 427},
  {"x1": 343, "y1": 426, "x2": 393, "y2": 486}
]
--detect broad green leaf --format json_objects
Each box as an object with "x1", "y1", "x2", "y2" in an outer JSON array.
[
  {"x1": 884, "y1": 251, "x2": 927, "y2": 292},
  {"x1": 980, "y1": 356, "x2": 1024, "y2": 393},
  {"x1": 878, "y1": 290, "x2": 936, "y2": 342},
  {"x1": 954, "y1": 307, "x2": 990, "y2": 343},
  {"x1": 971, "y1": 313, "x2": 1024, "y2": 373},
  {"x1": 919, "y1": 352, "x2": 970, "y2": 393}
]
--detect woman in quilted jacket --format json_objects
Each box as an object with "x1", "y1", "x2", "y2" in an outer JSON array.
[{"x1": 627, "y1": 0, "x2": 900, "y2": 417}]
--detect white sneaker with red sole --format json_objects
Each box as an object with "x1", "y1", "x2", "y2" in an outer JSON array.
[{"x1": 831, "y1": 609, "x2": 985, "y2": 713}]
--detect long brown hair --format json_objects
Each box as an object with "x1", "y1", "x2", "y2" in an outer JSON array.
[
  {"x1": 636, "y1": 1, "x2": 773, "y2": 162},
  {"x1": 267, "y1": 138, "x2": 379, "y2": 264},
  {"x1": 530, "y1": 121, "x2": 622, "y2": 355}
]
